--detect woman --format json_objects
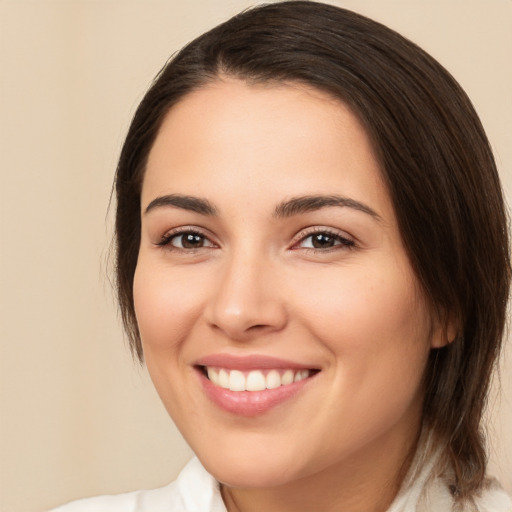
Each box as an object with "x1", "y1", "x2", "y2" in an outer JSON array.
[{"x1": 53, "y1": 1, "x2": 511, "y2": 511}]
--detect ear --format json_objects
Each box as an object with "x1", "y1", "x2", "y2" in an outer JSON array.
[{"x1": 430, "y1": 311, "x2": 459, "y2": 349}]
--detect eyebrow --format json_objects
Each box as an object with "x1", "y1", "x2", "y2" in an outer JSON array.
[
  {"x1": 144, "y1": 193, "x2": 380, "y2": 221},
  {"x1": 273, "y1": 195, "x2": 381, "y2": 220},
  {"x1": 144, "y1": 194, "x2": 217, "y2": 216}
]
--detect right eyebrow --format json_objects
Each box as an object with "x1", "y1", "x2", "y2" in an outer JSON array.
[
  {"x1": 273, "y1": 194, "x2": 381, "y2": 221},
  {"x1": 144, "y1": 194, "x2": 218, "y2": 216}
]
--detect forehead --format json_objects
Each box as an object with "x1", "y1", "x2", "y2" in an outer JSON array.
[{"x1": 142, "y1": 79, "x2": 392, "y2": 219}]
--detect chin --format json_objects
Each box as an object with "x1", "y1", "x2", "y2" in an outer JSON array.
[
  {"x1": 197, "y1": 448, "x2": 305, "y2": 489},
  {"x1": 210, "y1": 465, "x2": 297, "y2": 489}
]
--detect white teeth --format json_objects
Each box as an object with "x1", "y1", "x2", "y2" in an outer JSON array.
[
  {"x1": 207, "y1": 367, "x2": 219, "y2": 386},
  {"x1": 229, "y1": 370, "x2": 246, "y2": 391},
  {"x1": 266, "y1": 370, "x2": 281, "y2": 389},
  {"x1": 246, "y1": 370, "x2": 266, "y2": 391},
  {"x1": 206, "y1": 367, "x2": 312, "y2": 391},
  {"x1": 281, "y1": 369, "x2": 294, "y2": 386},
  {"x1": 294, "y1": 369, "x2": 309, "y2": 382},
  {"x1": 218, "y1": 369, "x2": 229, "y2": 389}
]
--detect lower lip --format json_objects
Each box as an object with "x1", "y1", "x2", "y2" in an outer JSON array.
[{"x1": 198, "y1": 369, "x2": 315, "y2": 417}]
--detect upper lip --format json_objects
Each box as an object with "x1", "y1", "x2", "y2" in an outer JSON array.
[{"x1": 195, "y1": 354, "x2": 318, "y2": 371}]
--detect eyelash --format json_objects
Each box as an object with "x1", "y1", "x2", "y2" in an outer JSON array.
[
  {"x1": 156, "y1": 227, "x2": 355, "y2": 252},
  {"x1": 156, "y1": 227, "x2": 214, "y2": 251},
  {"x1": 292, "y1": 227, "x2": 355, "y2": 252}
]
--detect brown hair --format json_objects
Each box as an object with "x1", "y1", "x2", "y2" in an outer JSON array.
[{"x1": 114, "y1": 0, "x2": 510, "y2": 498}]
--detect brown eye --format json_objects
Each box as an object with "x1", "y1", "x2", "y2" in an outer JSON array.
[
  {"x1": 297, "y1": 231, "x2": 355, "y2": 250},
  {"x1": 311, "y1": 233, "x2": 336, "y2": 248},
  {"x1": 168, "y1": 231, "x2": 214, "y2": 249}
]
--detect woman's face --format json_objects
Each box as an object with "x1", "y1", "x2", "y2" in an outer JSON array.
[{"x1": 134, "y1": 79, "x2": 444, "y2": 488}]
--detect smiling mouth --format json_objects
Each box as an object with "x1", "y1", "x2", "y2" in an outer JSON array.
[{"x1": 200, "y1": 366, "x2": 318, "y2": 392}]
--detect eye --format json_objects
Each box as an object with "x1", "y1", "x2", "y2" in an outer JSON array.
[
  {"x1": 295, "y1": 229, "x2": 355, "y2": 250},
  {"x1": 158, "y1": 229, "x2": 215, "y2": 250}
]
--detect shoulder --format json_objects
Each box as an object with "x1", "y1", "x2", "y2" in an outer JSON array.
[
  {"x1": 471, "y1": 478, "x2": 512, "y2": 512},
  {"x1": 49, "y1": 481, "x2": 178, "y2": 512},
  {"x1": 49, "y1": 457, "x2": 226, "y2": 512},
  {"x1": 389, "y1": 474, "x2": 512, "y2": 512},
  {"x1": 387, "y1": 445, "x2": 512, "y2": 512},
  {"x1": 421, "y1": 474, "x2": 512, "y2": 512},
  {"x1": 420, "y1": 475, "x2": 512, "y2": 512}
]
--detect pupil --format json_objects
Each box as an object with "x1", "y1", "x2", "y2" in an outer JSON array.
[
  {"x1": 312, "y1": 233, "x2": 334, "y2": 248},
  {"x1": 183, "y1": 234, "x2": 202, "y2": 248}
]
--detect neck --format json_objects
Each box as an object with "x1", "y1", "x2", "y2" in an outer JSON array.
[{"x1": 221, "y1": 421, "x2": 421, "y2": 512}]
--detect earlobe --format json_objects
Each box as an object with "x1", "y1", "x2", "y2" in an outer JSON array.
[{"x1": 430, "y1": 314, "x2": 460, "y2": 349}]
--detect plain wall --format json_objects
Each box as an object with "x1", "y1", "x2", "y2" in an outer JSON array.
[{"x1": 0, "y1": 1, "x2": 510, "y2": 511}]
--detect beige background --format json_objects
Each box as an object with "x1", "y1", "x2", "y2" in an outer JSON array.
[{"x1": 0, "y1": 1, "x2": 510, "y2": 511}]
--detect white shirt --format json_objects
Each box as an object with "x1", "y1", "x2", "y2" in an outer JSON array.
[
  {"x1": 50, "y1": 458, "x2": 225, "y2": 512},
  {"x1": 51, "y1": 457, "x2": 512, "y2": 512}
]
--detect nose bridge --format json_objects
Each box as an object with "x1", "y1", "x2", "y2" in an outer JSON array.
[{"x1": 206, "y1": 244, "x2": 287, "y2": 340}]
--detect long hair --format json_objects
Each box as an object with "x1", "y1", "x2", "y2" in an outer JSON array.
[{"x1": 114, "y1": 1, "x2": 510, "y2": 498}]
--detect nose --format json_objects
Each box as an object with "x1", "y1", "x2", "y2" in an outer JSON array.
[{"x1": 204, "y1": 251, "x2": 288, "y2": 342}]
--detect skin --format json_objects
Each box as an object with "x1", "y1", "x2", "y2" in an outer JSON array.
[{"x1": 134, "y1": 79, "x2": 449, "y2": 512}]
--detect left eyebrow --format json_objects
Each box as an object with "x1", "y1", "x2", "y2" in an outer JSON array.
[
  {"x1": 144, "y1": 194, "x2": 218, "y2": 216},
  {"x1": 273, "y1": 195, "x2": 381, "y2": 221}
]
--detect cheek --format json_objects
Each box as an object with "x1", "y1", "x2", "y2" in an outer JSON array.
[
  {"x1": 132, "y1": 259, "x2": 206, "y2": 421},
  {"x1": 316, "y1": 249, "x2": 430, "y2": 338},
  {"x1": 298, "y1": 264, "x2": 432, "y2": 451},
  {"x1": 133, "y1": 259, "x2": 204, "y2": 353},
  {"x1": 293, "y1": 257, "x2": 432, "y2": 398},
  {"x1": 300, "y1": 254, "x2": 430, "y2": 347}
]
